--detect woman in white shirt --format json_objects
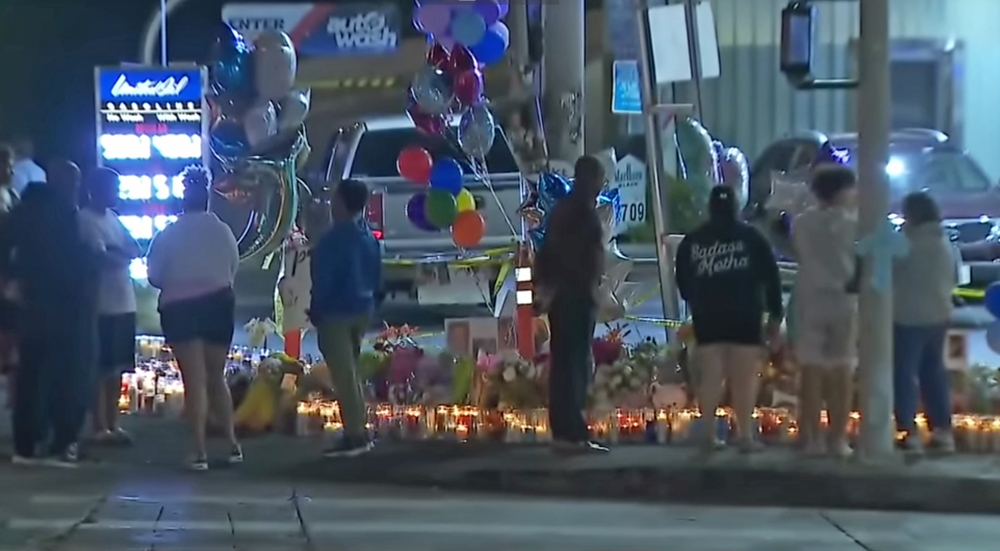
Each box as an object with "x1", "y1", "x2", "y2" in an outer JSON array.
[
  {"x1": 146, "y1": 166, "x2": 241, "y2": 471},
  {"x1": 79, "y1": 168, "x2": 141, "y2": 445}
]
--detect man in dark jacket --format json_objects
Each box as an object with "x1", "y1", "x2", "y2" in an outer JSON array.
[
  {"x1": 3, "y1": 160, "x2": 100, "y2": 466},
  {"x1": 535, "y1": 155, "x2": 609, "y2": 454},
  {"x1": 675, "y1": 186, "x2": 783, "y2": 453}
]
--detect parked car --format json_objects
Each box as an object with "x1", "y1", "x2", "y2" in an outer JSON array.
[
  {"x1": 321, "y1": 115, "x2": 523, "y2": 307},
  {"x1": 748, "y1": 128, "x2": 1000, "y2": 285}
]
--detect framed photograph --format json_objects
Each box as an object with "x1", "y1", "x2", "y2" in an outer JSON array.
[{"x1": 445, "y1": 320, "x2": 471, "y2": 358}]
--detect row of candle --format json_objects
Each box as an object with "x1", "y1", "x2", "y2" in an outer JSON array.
[{"x1": 296, "y1": 400, "x2": 1000, "y2": 453}]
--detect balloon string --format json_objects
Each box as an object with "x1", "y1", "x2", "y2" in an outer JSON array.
[{"x1": 473, "y1": 157, "x2": 518, "y2": 238}]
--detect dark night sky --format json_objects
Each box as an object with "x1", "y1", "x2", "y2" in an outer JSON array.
[{"x1": 0, "y1": 0, "x2": 227, "y2": 167}]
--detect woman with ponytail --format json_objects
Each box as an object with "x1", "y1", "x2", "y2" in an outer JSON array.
[{"x1": 146, "y1": 166, "x2": 242, "y2": 470}]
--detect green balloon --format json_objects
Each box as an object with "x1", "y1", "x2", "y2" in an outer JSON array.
[{"x1": 425, "y1": 189, "x2": 458, "y2": 228}]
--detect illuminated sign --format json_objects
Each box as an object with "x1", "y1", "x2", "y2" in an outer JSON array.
[{"x1": 94, "y1": 65, "x2": 209, "y2": 279}]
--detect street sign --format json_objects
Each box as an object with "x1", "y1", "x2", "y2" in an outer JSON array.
[{"x1": 611, "y1": 60, "x2": 641, "y2": 114}]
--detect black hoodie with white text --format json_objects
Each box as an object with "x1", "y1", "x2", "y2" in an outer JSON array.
[{"x1": 674, "y1": 219, "x2": 783, "y2": 345}]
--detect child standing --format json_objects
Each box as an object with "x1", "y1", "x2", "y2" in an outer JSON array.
[{"x1": 793, "y1": 166, "x2": 858, "y2": 458}]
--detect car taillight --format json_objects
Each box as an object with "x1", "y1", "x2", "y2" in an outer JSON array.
[{"x1": 366, "y1": 191, "x2": 384, "y2": 239}]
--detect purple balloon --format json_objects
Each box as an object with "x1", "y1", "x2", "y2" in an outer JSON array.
[
  {"x1": 415, "y1": 3, "x2": 452, "y2": 37},
  {"x1": 474, "y1": 0, "x2": 501, "y2": 25},
  {"x1": 406, "y1": 193, "x2": 438, "y2": 231},
  {"x1": 497, "y1": 0, "x2": 509, "y2": 18}
]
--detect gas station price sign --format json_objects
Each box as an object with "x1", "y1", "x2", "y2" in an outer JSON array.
[{"x1": 94, "y1": 65, "x2": 209, "y2": 278}]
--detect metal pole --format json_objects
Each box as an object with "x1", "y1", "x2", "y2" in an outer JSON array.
[
  {"x1": 141, "y1": 0, "x2": 191, "y2": 65},
  {"x1": 160, "y1": 0, "x2": 168, "y2": 66},
  {"x1": 635, "y1": 2, "x2": 681, "y2": 331},
  {"x1": 682, "y1": 0, "x2": 704, "y2": 120},
  {"x1": 856, "y1": 0, "x2": 895, "y2": 460},
  {"x1": 541, "y1": 0, "x2": 585, "y2": 161}
]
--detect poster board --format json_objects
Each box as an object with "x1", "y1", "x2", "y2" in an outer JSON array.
[{"x1": 445, "y1": 317, "x2": 516, "y2": 358}]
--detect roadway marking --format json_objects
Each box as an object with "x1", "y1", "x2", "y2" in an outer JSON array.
[{"x1": 5, "y1": 518, "x2": 908, "y2": 543}]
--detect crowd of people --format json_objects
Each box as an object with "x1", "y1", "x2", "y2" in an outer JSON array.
[{"x1": 537, "y1": 158, "x2": 958, "y2": 457}]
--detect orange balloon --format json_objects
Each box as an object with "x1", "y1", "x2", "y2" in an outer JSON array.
[{"x1": 451, "y1": 210, "x2": 485, "y2": 248}]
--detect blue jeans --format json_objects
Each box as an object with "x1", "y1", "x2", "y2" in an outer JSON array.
[{"x1": 893, "y1": 324, "x2": 952, "y2": 432}]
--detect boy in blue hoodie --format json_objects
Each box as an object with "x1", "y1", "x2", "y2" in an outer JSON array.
[{"x1": 310, "y1": 178, "x2": 382, "y2": 457}]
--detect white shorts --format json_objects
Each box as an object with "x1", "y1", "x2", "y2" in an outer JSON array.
[{"x1": 794, "y1": 312, "x2": 858, "y2": 369}]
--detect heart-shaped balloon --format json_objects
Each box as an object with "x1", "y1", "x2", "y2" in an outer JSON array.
[
  {"x1": 427, "y1": 43, "x2": 450, "y2": 70},
  {"x1": 445, "y1": 44, "x2": 477, "y2": 75},
  {"x1": 453, "y1": 69, "x2": 483, "y2": 109}
]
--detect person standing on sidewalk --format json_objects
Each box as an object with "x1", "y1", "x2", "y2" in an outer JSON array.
[
  {"x1": 3, "y1": 161, "x2": 99, "y2": 467},
  {"x1": 147, "y1": 166, "x2": 242, "y2": 471},
  {"x1": 792, "y1": 165, "x2": 859, "y2": 458},
  {"x1": 79, "y1": 167, "x2": 140, "y2": 445},
  {"x1": 310, "y1": 178, "x2": 382, "y2": 458},
  {"x1": 675, "y1": 186, "x2": 783, "y2": 453},
  {"x1": 892, "y1": 191, "x2": 956, "y2": 453},
  {"x1": 535, "y1": 156, "x2": 609, "y2": 454},
  {"x1": 9, "y1": 137, "x2": 45, "y2": 196}
]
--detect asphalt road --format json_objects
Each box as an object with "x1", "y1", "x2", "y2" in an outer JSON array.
[{"x1": 1, "y1": 478, "x2": 997, "y2": 551}]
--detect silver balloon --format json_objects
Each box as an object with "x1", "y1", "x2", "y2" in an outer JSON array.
[
  {"x1": 457, "y1": 103, "x2": 496, "y2": 158},
  {"x1": 411, "y1": 66, "x2": 454, "y2": 116}
]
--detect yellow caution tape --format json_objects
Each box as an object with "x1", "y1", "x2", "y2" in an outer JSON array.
[
  {"x1": 955, "y1": 287, "x2": 985, "y2": 300},
  {"x1": 382, "y1": 245, "x2": 515, "y2": 268}
]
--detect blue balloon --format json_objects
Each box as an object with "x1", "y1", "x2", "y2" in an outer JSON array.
[
  {"x1": 988, "y1": 322, "x2": 1000, "y2": 354},
  {"x1": 537, "y1": 172, "x2": 572, "y2": 212},
  {"x1": 210, "y1": 120, "x2": 249, "y2": 159},
  {"x1": 429, "y1": 158, "x2": 464, "y2": 195},
  {"x1": 987, "y1": 283, "x2": 1000, "y2": 319},
  {"x1": 450, "y1": 9, "x2": 487, "y2": 47},
  {"x1": 209, "y1": 23, "x2": 255, "y2": 97},
  {"x1": 470, "y1": 25, "x2": 508, "y2": 66}
]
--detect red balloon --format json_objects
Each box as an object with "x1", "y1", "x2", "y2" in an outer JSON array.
[
  {"x1": 427, "y1": 43, "x2": 451, "y2": 70},
  {"x1": 453, "y1": 69, "x2": 483, "y2": 108},
  {"x1": 445, "y1": 44, "x2": 477, "y2": 74},
  {"x1": 396, "y1": 146, "x2": 433, "y2": 184}
]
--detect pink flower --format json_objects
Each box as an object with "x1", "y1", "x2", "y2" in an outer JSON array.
[{"x1": 476, "y1": 350, "x2": 500, "y2": 373}]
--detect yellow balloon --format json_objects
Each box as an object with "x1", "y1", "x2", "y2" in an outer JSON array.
[{"x1": 456, "y1": 189, "x2": 476, "y2": 212}]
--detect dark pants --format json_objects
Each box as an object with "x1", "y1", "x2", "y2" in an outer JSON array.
[
  {"x1": 547, "y1": 295, "x2": 596, "y2": 442},
  {"x1": 893, "y1": 323, "x2": 952, "y2": 433},
  {"x1": 13, "y1": 323, "x2": 95, "y2": 457}
]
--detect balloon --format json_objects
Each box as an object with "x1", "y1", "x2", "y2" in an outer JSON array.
[
  {"x1": 988, "y1": 322, "x2": 1000, "y2": 354},
  {"x1": 520, "y1": 207, "x2": 543, "y2": 229},
  {"x1": 276, "y1": 89, "x2": 311, "y2": 136},
  {"x1": 456, "y1": 189, "x2": 476, "y2": 212},
  {"x1": 407, "y1": 103, "x2": 447, "y2": 136},
  {"x1": 427, "y1": 43, "x2": 451, "y2": 69},
  {"x1": 986, "y1": 282, "x2": 1000, "y2": 318},
  {"x1": 537, "y1": 172, "x2": 572, "y2": 212},
  {"x1": 411, "y1": 66, "x2": 454, "y2": 116},
  {"x1": 720, "y1": 147, "x2": 750, "y2": 209},
  {"x1": 397, "y1": 146, "x2": 433, "y2": 184},
  {"x1": 470, "y1": 22, "x2": 508, "y2": 66},
  {"x1": 457, "y1": 103, "x2": 496, "y2": 158},
  {"x1": 445, "y1": 44, "x2": 477, "y2": 74},
  {"x1": 208, "y1": 94, "x2": 252, "y2": 124},
  {"x1": 415, "y1": 3, "x2": 452, "y2": 37},
  {"x1": 425, "y1": 189, "x2": 458, "y2": 228},
  {"x1": 253, "y1": 31, "x2": 297, "y2": 101},
  {"x1": 453, "y1": 69, "x2": 483, "y2": 109},
  {"x1": 473, "y1": 0, "x2": 502, "y2": 25},
  {"x1": 497, "y1": 0, "x2": 509, "y2": 18},
  {"x1": 209, "y1": 23, "x2": 254, "y2": 97},
  {"x1": 429, "y1": 157, "x2": 464, "y2": 195},
  {"x1": 406, "y1": 193, "x2": 438, "y2": 231},
  {"x1": 243, "y1": 100, "x2": 278, "y2": 149},
  {"x1": 450, "y1": 8, "x2": 487, "y2": 46},
  {"x1": 452, "y1": 210, "x2": 486, "y2": 248},
  {"x1": 211, "y1": 120, "x2": 249, "y2": 158}
]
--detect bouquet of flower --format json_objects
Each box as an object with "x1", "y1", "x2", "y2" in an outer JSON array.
[
  {"x1": 487, "y1": 352, "x2": 548, "y2": 409},
  {"x1": 590, "y1": 328, "x2": 657, "y2": 411},
  {"x1": 361, "y1": 323, "x2": 421, "y2": 402}
]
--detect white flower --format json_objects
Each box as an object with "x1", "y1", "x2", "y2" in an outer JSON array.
[
  {"x1": 611, "y1": 375, "x2": 623, "y2": 388},
  {"x1": 503, "y1": 367, "x2": 517, "y2": 382},
  {"x1": 524, "y1": 364, "x2": 537, "y2": 379},
  {"x1": 593, "y1": 391, "x2": 609, "y2": 407}
]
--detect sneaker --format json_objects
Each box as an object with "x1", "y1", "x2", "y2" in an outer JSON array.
[
  {"x1": 323, "y1": 437, "x2": 374, "y2": 458},
  {"x1": 228, "y1": 445, "x2": 244, "y2": 464},
  {"x1": 899, "y1": 431, "x2": 924, "y2": 454},
  {"x1": 111, "y1": 428, "x2": 133, "y2": 445},
  {"x1": 928, "y1": 429, "x2": 956, "y2": 454},
  {"x1": 551, "y1": 440, "x2": 610, "y2": 455},
  {"x1": 188, "y1": 455, "x2": 209, "y2": 471},
  {"x1": 41, "y1": 444, "x2": 79, "y2": 469},
  {"x1": 829, "y1": 439, "x2": 854, "y2": 459},
  {"x1": 11, "y1": 455, "x2": 37, "y2": 466}
]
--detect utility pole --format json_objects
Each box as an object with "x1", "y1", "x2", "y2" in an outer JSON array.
[
  {"x1": 855, "y1": 0, "x2": 895, "y2": 460},
  {"x1": 541, "y1": 0, "x2": 585, "y2": 161}
]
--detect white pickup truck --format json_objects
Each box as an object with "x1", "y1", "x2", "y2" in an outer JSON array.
[{"x1": 322, "y1": 115, "x2": 523, "y2": 306}]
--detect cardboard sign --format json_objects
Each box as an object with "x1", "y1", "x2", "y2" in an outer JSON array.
[
  {"x1": 445, "y1": 317, "x2": 516, "y2": 359},
  {"x1": 944, "y1": 330, "x2": 968, "y2": 371}
]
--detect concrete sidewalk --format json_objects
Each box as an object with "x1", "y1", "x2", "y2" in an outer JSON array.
[{"x1": 3, "y1": 414, "x2": 1000, "y2": 515}]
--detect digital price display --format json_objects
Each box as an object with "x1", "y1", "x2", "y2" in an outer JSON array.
[{"x1": 94, "y1": 65, "x2": 209, "y2": 279}]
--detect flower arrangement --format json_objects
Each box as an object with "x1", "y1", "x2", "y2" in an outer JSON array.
[
  {"x1": 359, "y1": 323, "x2": 422, "y2": 402},
  {"x1": 484, "y1": 351, "x2": 548, "y2": 410},
  {"x1": 590, "y1": 327, "x2": 659, "y2": 411}
]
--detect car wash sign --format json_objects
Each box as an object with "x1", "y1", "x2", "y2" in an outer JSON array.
[{"x1": 222, "y1": 3, "x2": 400, "y2": 56}]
